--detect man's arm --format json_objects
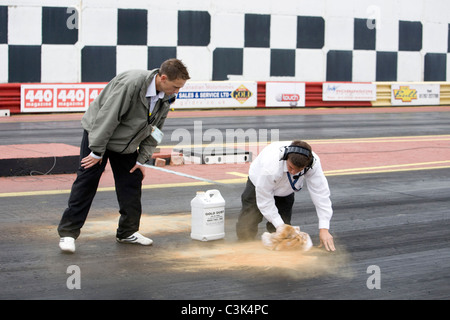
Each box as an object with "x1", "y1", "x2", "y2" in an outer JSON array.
[
  {"x1": 253, "y1": 175, "x2": 285, "y2": 229},
  {"x1": 305, "y1": 156, "x2": 333, "y2": 229},
  {"x1": 305, "y1": 155, "x2": 336, "y2": 251},
  {"x1": 87, "y1": 82, "x2": 131, "y2": 157}
]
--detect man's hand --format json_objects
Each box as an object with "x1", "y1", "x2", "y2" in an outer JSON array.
[
  {"x1": 130, "y1": 163, "x2": 146, "y2": 179},
  {"x1": 81, "y1": 154, "x2": 102, "y2": 169},
  {"x1": 318, "y1": 228, "x2": 336, "y2": 252}
]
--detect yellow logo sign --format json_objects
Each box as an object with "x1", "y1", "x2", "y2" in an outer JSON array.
[
  {"x1": 393, "y1": 86, "x2": 417, "y2": 103},
  {"x1": 232, "y1": 85, "x2": 253, "y2": 104}
]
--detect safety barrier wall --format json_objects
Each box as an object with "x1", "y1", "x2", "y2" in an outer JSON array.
[
  {"x1": 372, "y1": 83, "x2": 392, "y2": 107},
  {"x1": 371, "y1": 82, "x2": 450, "y2": 107},
  {"x1": 257, "y1": 82, "x2": 373, "y2": 108},
  {"x1": 0, "y1": 84, "x2": 21, "y2": 114},
  {"x1": 258, "y1": 81, "x2": 450, "y2": 108},
  {"x1": 1, "y1": 82, "x2": 449, "y2": 114},
  {"x1": 440, "y1": 83, "x2": 450, "y2": 105}
]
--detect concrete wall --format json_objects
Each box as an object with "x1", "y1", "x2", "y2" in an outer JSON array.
[{"x1": 0, "y1": 0, "x2": 449, "y2": 83}]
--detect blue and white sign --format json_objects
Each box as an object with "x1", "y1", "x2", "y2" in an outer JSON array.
[
  {"x1": 323, "y1": 83, "x2": 376, "y2": 101},
  {"x1": 173, "y1": 81, "x2": 257, "y2": 109}
]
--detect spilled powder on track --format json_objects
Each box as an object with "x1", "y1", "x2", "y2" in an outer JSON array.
[
  {"x1": 163, "y1": 241, "x2": 353, "y2": 279},
  {"x1": 78, "y1": 212, "x2": 353, "y2": 279},
  {"x1": 81, "y1": 212, "x2": 192, "y2": 238}
]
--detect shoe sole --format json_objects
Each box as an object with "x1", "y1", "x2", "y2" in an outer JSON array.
[
  {"x1": 59, "y1": 246, "x2": 75, "y2": 253},
  {"x1": 116, "y1": 238, "x2": 153, "y2": 246}
]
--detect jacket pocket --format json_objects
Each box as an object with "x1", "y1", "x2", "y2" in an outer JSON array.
[{"x1": 120, "y1": 124, "x2": 152, "y2": 154}]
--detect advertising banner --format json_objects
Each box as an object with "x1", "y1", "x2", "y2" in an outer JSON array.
[
  {"x1": 323, "y1": 83, "x2": 376, "y2": 101},
  {"x1": 391, "y1": 84, "x2": 440, "y2": 106},
  {"x1": 172, "y1": 81, "x2": 257, "y2": 109},
  {"x1": 265, "y1": 82, "x2": 306, "y2": 107},
  {"x1": 21, "y1": 84, "x2": 106, "y2": 113}
]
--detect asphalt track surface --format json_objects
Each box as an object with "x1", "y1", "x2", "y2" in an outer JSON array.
[{"x1": 0, "y1": 106, "x2": 449, "y2": 304}]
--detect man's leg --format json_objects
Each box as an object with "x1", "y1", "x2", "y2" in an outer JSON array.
[
  {"x1": 236, "y1": 178, "x2": 264, "y2": 240},
  {"x1": 108, "y1": 151, "x2": 143, "y2": 239},
  {"x1": 57, "y1": 130, "x2": 107, "y2": 239}
]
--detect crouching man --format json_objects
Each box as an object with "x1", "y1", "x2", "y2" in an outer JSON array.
[{"x1": 236, "y1": 140, "x2": 336, "y2": 251}]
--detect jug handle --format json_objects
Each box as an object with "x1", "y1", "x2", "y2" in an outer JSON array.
[{"x1": 206, "y1": 189, "x2": 220, "y2": 198}]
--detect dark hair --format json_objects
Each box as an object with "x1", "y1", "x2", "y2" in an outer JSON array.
[
  {"x1": 287, "y1": 140, "x2": 313, "y2": 168},
  {"x1": 159, "y1": 58, "x2": 190, "y2": 81}
]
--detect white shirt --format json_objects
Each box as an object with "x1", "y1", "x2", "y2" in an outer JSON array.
[
  {"x1": 146, "y1": 75, "x2": 165, "y2": 114},
  {"x1": 134, "y1": 76, "x2": 163, "y2": 166},
  {"x1": 248, "y1": 141, "x2": 333, "y2": 230}
]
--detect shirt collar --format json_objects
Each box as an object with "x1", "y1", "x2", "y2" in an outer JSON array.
[
  {"x1": 282, "y1": 161, "x2": 288, "y2": 173},
  {"x1": 146, "y1": 75, "x2": 165, "y2": 99}
]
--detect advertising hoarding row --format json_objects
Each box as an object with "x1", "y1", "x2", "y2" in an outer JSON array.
[
  {"x1": 264, "y1": 82, "x2": 377, "y2": 107},
  {"x1": 21, "y1": 84, "x2": 106, "y2": 113},
  {"x1": 20, "y1": 81, "x2": 258, "y2": 112},
  {"x1": 20, "y1": 82, "x2": 442, "y2": 113},
  {"x1": 264, "y1": 82, "x2": 441, "y2": 106}
]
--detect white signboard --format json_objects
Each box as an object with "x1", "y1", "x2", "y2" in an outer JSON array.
[
  {"x1": 265, "y1": 82, "x2": 306, "y2": 107},
  {"x1": 391, "y1": 84, "x2": 440, "y2": 106},
  {"x1": 21, "y1": 84, "x2": 106, "y2": 113},
  {"x1": 172, "y1": 81, "x2": 257, "y2": 109},
  {"x1": 323, "y1": 83, "x2": 376, "y2": 101}
]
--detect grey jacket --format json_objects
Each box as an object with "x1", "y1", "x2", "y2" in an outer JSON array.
[{"x1": 81, "y1": 69, "x2": 175, "y2": 164}]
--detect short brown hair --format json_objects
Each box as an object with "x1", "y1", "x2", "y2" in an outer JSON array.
[
  {"x1": 159, "y1": 58, "x2": 190, "y2": 81},
  {"x1": 287, "y1": 140, "x2": 313, "y2": 168}
]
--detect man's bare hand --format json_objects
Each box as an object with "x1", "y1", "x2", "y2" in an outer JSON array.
[
  {"x1": 81, "y1": 154, "x2": 102, "y2": 169},
  {"x1": 130, "y1": 163, "x2": 146, "y2": 179},
  {"x1": 318, "y1": 228, "x2": 336, "y2": 252}
]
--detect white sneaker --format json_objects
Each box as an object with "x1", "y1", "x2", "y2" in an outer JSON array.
[
  {"x1": 116, "y1": 232, "x2": 153, "y2": 246},
  {"x1": 59, "y1": 237, "x2": 76, "y2": 253}
]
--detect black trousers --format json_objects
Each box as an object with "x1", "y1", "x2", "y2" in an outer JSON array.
[
  {"x1": 236, "y1": 178, "x2": 295, "y2": 240},
  {"x1": 57, "y1": 130, "x2": 144, "y2": 239}
]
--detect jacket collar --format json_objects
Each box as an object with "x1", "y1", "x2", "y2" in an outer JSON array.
[{"x1": 140, "y1": 69, "x2": 176, "y2": 107}]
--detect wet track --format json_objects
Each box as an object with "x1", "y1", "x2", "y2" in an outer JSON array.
[{"x1": 0, "y1": 107, "x2": 449, "y2": 302}]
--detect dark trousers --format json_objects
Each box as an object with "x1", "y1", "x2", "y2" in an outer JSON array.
[
  {"x1": 236, "y1": 178, "x2": 295, "y2": 240},
  {"x1": 57, "y1": 130, "x2": 144, "y2": 239}
]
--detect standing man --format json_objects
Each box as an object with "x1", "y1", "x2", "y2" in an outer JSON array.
[
  {"x1": 236, "y1": 140, "x2": 336, "y2": 251},
  {"x1": 58, "y1": 58, "x2": 190, "y2": 253}
]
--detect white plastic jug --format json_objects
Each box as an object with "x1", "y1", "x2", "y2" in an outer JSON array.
[{"x1": 190, "y1": 189, "x2": 225, "y2": 241}]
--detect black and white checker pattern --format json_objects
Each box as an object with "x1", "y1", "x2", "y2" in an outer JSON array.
[{"x1": 0, "y1": 3, "x2": 449, "y2": 83}]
